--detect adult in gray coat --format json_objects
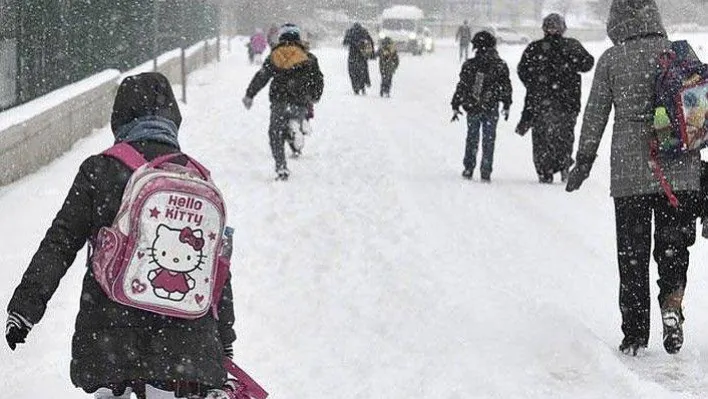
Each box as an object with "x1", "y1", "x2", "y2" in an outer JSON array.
[{"x1": 565, "y1": 0, "x2": 701, "y2": 356}]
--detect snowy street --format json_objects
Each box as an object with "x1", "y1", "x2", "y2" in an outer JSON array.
[{"x1": 2, "y1": 35, "x2": 708, "y2": 398}]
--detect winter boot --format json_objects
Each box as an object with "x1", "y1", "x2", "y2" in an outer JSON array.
[
  {"x1": 275, "y1": 167, "x2": 290, "y2": 181},
  {"x1": 462, "y1": 169, "x2": 474, "y2": 180},
  {"x1": 661, "y1": 290, "x2": 685, "y2": 354},
  {"x1": 480, "y1": 171, "x2": 491, "y2": 183},
  {"x1": 662, "y1": 309, "x2": 684, "y2": 354},
  {"x1": 618, "y1": 337, "x2": 647, "y2": 356}
]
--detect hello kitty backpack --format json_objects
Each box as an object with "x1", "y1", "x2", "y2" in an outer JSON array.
[{"x1": 91, "y1": 143, "x2": 230, "y2": 319}]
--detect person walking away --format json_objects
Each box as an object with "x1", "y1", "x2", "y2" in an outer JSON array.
[
  {"x1": 565, "y1": 0, "x2": 701, "y2": 356},
  {"x1": 266, "y1": 24, "x2": 280, "y2": 49},
  {"x1": 451, "y1": 31, "x2": 512, "y2": 182},
  {"x1": 242, "y1": 23, "x2": 324, "y2": 181},
  {"x1": 456, "y1": 20, "x2": 472, "y2": 62},
  {"x1": 376, "y1": 37, "x2": 400, "y2": 97},
  {"x1": 343, "y1": 22, "x2": 375, "y2": 95},
  {"x1": 5, "y1": 72, "x2": 237, "y2": 398},
  {"x1": 248, "y1": 28, "x2": 268, "y2": 64},
  {"x1": 517, "y1": 13, "x2": 594, "y2": 183}
]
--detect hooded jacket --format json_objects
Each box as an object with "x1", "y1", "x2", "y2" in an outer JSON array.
[
  {"x1": 451, "y1": 48, "x2": 512, "y2": 115},
  {"x1": 518, "y1": 33, "x2": 594, "y2": 115},
  {"x1": 245, "y1": 41, "x2": 324, "y2": 106},
  {"x1": 574, "y1": 0, "x2": 701, "y2": 198},
  {"x1": 7, "y1": 72, "x2": 236, "y2": 394}
]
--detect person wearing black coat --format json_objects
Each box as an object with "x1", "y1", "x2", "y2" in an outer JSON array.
[
  {"x1": 343, "y1": 22, "x2": 375, "y2": 95},
  {"x1": 243, "y1": 23, "x2": 325, "y2": 181},
  {"x1": 517, "y1": 13, "x2": 595, "y2": 183},
  {"x1": 376, "y1": 37, "x2": 400, "y2": 97},
  {"x1": 5, "y1": 72, "x2": 237, "y2": 399},
  {"x1": 451, "y1": 31, "x2": 512, "y2": 182}
]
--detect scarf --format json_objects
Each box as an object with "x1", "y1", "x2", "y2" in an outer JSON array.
[{"x1": 114, "y1": 116, "x2": 180, "y2": 149}]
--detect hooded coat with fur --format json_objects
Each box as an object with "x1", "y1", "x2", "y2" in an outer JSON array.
[{"x1": 246, "y1": 41, "x2": 324, "y2": 106}]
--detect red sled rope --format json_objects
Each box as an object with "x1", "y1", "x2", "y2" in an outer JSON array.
[
  {"x1": 223, "y1": 358, "x2": 269, "y2": 399},
  {"x1": 649, "y1": 139, "x2": 680, "y2": 208}
]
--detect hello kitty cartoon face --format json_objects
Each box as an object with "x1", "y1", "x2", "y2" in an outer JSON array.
[{"x1": 148, "y1": 224, "x2": 206, "y2": 273}]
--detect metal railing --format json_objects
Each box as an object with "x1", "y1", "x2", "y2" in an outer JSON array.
[{"x1": 0, "y1": 0, "x2": 219, "y2": 111}]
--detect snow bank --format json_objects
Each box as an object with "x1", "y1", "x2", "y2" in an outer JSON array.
[{"x1": 0, "y1": 39, "x2": 222, "y2": 186}]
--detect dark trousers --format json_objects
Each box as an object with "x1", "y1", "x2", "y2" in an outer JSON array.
[
  {"x1": 463, "y1": 113, "x2": 498, "y2": 176},
  {"x1": 531, "y1": 109, "x2": 578, "y2": 178},
  {"x1": 269, "y1": 103, "x2": 306, "y2": 171},
  {"x1": 613, "y1": 192, "x2": 698, "y2": 344},
  {"x1": 380, "y1": 72, "x2": 393, "y2": 95}
]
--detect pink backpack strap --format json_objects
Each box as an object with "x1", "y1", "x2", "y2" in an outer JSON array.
[
  {"x1": 223, "y1": 358, "x2": 269, "y2": 399},
  {"x1": 102, "y1": 142, "x2": 147, "y2": 171}
]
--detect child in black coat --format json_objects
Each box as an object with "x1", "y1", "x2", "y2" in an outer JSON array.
[{"x1": 376, "y1": 37, "x2": 400, "y2": 97}]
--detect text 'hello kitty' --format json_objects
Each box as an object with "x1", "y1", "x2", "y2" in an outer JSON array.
[{"x1": 165, "y1": 195, "x2": 204, "y2": 226}]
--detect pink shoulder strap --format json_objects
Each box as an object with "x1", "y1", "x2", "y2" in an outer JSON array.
[
  {"x1": 102, "y1": 142, "x2": 147, "y2": 171},
  {"x1": 223, "y1": 358, "x2": 269, "y2": 399}
]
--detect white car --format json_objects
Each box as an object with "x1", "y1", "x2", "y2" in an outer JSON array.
[{"x1": 486, "y1": 26, "x2": 531, "y2": 45}]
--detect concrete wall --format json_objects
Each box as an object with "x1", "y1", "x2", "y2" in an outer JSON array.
[{"x1": 0, "y1": 39, "x2": 222, "y2": 186}]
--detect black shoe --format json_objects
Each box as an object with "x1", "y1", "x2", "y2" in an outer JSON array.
[
  {"x1": 662, "y1": 309, "x2": 684, "y2": 354},
  {"x1": 515, "y1": 121, "x2": 532, "y2": 136},
  {"x1": 480, "y1": 172, "x2": 491, "y2": 183},
  {"x1": 619, "y1": 337, "x2": 647, "y2": 356},
  {"x1": 275, "y1": 168, "x2": 290, "y2": 181},
  {"x1": 461, "y1": 169, "x2": 473, "y2": 179},
  {"x1": 538, "y1": 175, "x2": 553, "y2": 184}
]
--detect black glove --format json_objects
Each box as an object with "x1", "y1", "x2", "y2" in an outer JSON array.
[
  {"x1": 223, "y1": 343, "x2": 234, "y2": 359},
  {"x1": 451, "y1": 109, "x2": 463, "y2": 122},
  {"x1": 565, "y1": 155, "x2": 596, "y2": 192},
  {"x1": 6, "y1": 312, "x2": 32, "y2": 351}
]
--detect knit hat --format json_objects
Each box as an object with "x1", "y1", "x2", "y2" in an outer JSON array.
[
  {"x1": 279, "y1": 23, "x2": 301, "y2": 43},
  {"x1": 472, "y1": 30, "x2": 496, "y2": 50},
  {"x1": 542, "y1": 13, "x2": 567, "y2": 36}
]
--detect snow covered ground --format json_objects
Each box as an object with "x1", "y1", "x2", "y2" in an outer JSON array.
[{"x1": 3, "y1": 35, "x2": 708, "y2": 398}]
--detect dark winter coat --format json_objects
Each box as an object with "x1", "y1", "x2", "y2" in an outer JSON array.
[
  {"x1": 574, "y1": 0, "x2": 701, "y2": 197},
  {"x1": 7, "y1": 73, "x2": 236, "y2": 394},
  {"x1": 343, "y1": 24, "x2": 375, "y2": 91},
  {"x1": 451, "y1": 48, "x2": 512, "y2": 116},
  {"x1": 518, "y1": 34, "x2": 594, "y2": 116},
  {"x1": 246, "y1": 41, "x2": 324, "y2": 107},
  {"x1": 377, "y1": 45, "x2": 399, "y2": 77}
]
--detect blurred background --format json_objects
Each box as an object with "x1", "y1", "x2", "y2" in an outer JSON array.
[{"x1": 0, "y1": 0, "x2": 706, "y2": 111}]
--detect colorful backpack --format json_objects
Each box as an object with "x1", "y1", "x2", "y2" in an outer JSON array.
[
  {"x1": 650, "y1": 40, "x2": 708, "y2": 207},
  {"x1": 653, "y1": 40, "x2": 708, "y2": 154},
  {"x1": 91, "y1": 143, "x2": 230, "y2": 319}
]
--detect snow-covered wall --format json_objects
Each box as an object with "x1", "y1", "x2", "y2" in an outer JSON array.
[{"x1": 0, "y1": 39, "x2": 222, "y2": 186}]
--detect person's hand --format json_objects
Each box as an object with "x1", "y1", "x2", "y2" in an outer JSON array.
[
  {"x1": 565, "y1": 156, "x2": 595, "y2": 192},
  {"x1": 501, "y1": 108, "x2": 510, "y2": 121},
  {"x1": 6, "y1": 312, "x2": 32, "y2": 351},
  {"x1": 451, "y1": 110, "x2": 463, "y2": 122},
  {"x1": 242, "y1": 96, "x2": 253, "y2": 110}
]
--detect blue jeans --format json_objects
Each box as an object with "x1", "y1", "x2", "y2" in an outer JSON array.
[{"x1": 463, "y1": 113, "x2": 498, "y2": 176}]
